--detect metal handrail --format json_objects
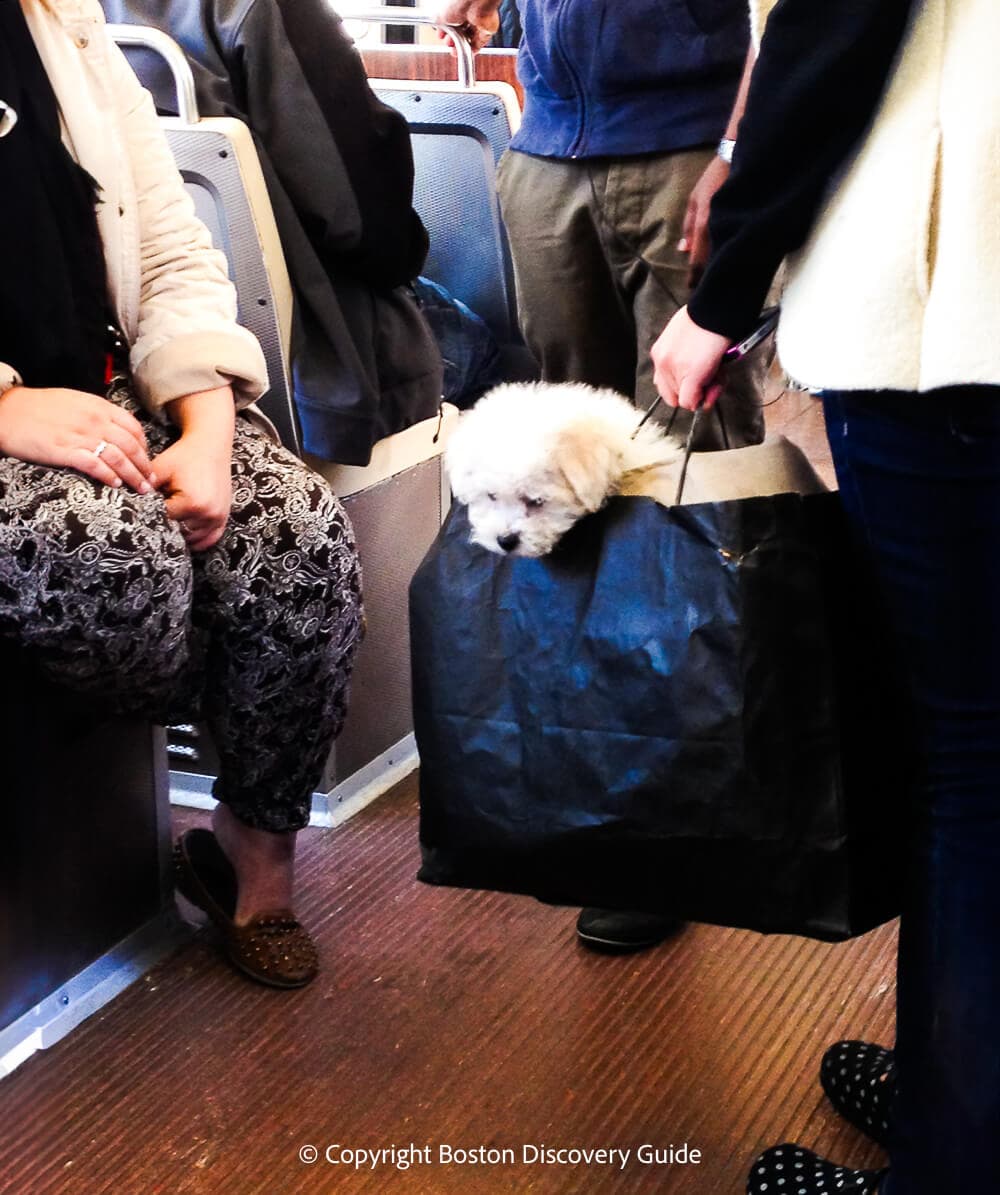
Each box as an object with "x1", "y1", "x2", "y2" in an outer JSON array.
[
  {"x1": 337, "y1": 6, "x2": 477, "y2": 87},
  {"x1": 107, "y1": 25, "x2": 200, "y2": 123}
]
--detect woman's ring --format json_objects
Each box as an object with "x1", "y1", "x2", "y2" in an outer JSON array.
[{"x1": 92, "y1": 440, "x2": 110, "y2": 459}]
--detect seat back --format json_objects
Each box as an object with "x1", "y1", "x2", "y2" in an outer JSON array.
[
  {"x1": 340, "y1": 5, "x2": 523, "y2": 342},
  {"x1": 165, "y1": 119, "x2": 298, "y2": 449},
  {"x1": 373, "y1": 78, "x2": 521, "y2": 344},
  {"x1": 108, "y1": 26, "x2": 299, "y2": 452}
]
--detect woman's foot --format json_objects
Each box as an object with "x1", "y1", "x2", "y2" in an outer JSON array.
[
  {"x1": 211, "y1": 801, "x2": 296, "y2": 924},
  {"x1": 820, "y1": 1041, "x2": 895, "y2": 1147},
  {"x1": 747, "y1": 1145, "x2": 886, "y2": 1194},
  {"x1": 174, "y1": 819, "x2": 318, "y2": 988}
]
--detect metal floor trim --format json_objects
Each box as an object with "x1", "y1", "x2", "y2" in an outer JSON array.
[
  {"x1": 167, "y1": 733, "x2": 418, "y2": 829},
  {"x1": 0, "y1": 909, "x2": 189, "y2": 1080}
]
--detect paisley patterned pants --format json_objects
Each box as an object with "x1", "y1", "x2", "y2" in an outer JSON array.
[{"x1": 0, "y1": 382, "x2": 363, "y2": 831}]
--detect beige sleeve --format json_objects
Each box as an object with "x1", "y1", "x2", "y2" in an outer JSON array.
[{"x1": 105, "y1": 38, "x2": 268, "y2": 415}]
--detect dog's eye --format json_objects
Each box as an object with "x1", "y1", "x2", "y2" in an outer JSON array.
[
  {"x1": 487, "y1": 492, "x2": 497, "y2": 502},
  {"x1": 524, "y1": 496, "x2": 545, "y2": 509}
]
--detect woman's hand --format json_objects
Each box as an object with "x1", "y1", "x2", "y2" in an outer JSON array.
[
  {"x1": 651, "y1": 306, "x2": 733, "y2": 412},
  {"x1": 0, "y1": 385, "x2": 156, "y2": 492},
  {"x1": 155, "y1": 387, "x2": 236, "y2": 552}
]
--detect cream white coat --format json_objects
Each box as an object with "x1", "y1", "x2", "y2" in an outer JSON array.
[
  {"x1": 1, "y1": 0, "x2": 267, "y2": 413},
  {"x1": 750, "y1": 0, "x2": 1000, "y2": 393}
]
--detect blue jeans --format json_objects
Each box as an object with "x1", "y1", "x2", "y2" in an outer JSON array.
[{"x1": 824, "y1": 388, "x2": 1000, "y2": 1193}]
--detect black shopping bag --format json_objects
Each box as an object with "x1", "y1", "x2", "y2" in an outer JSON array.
[{"x1": 410, "y1": 491, "x2": 909, "y2": 941}]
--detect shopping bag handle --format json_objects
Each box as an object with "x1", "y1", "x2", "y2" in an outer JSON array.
[
  {"x1": 632, "y1": 398, "x2": 729, "y2": 505},
  {"x1": 635, "y1": 396, "x2": 731, "y2": 504},
  {"x1": 662, "y1": 404, "x2": 728, "y2": 506}
]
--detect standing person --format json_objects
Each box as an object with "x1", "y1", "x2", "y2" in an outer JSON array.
[
  {"x1": 438, "y1": 0, "x2": 765, "y2": 953},
  {"x1": 652, "y1": 0, "x2": 1000, "y2": 1191},
  {"x1": 1, "y1": 0, "x2": 364, "y2": 989},
  {"x1": 436, "y1": 0, "x2": 763, "y2": 450},
  {"x1": 103, "y1": 0, "x2": 443, "y2": 467}
]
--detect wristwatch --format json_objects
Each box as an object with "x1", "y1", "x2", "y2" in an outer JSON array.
[{"x1": 717, "y1": 137, "x2": 736, "y2": 165}]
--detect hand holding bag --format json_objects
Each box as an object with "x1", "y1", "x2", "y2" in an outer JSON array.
[{"x1": 410, "y1": 419, "x2": 909, "y2": 941}]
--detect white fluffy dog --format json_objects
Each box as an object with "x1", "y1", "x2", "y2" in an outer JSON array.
[{"x1": 445, "y1": 381, "x2": 826, "y2": 557}]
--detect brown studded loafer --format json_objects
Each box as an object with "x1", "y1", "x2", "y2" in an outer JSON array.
[{"x1": 173, "y1": 828, "x2": 319, "y2": 990}]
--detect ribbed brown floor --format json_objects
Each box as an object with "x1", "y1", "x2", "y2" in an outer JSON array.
[{"x1": 0, "y1": 772, "x2": 896, "y2": 1195}]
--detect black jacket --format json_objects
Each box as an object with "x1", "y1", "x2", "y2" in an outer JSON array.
[{"x1": 103, "y1": 0, "x2": 443, "y2": 464}]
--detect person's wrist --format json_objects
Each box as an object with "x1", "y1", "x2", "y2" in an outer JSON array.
[
  {"x1": 177, "y1": 426, "x2": 232, "y2": 452},
  {"x1": 717, "y1": 138, "x2": 736, "y2": 165},
  {"x1": 166, "y1": 387, "x2": 235, "y2": 434}
]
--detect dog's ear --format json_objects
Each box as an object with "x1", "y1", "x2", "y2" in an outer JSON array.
[
  {"x1": 444, "y1": 419, "x2": 479, "y2": 506},
  {"x1": 446, "y1": 457, "x2": 474, "y2": 507},
  {"x1": 553, "y1": 422, "x2": 621, "y2": 513}
]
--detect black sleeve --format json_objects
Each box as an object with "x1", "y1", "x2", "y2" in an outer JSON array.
[
  {"x1": 688, "y1": 0, "x2": 917, "y2": 340},
  {"x1": 231, "y1": 0, "x2": 428, "y2": 291}
]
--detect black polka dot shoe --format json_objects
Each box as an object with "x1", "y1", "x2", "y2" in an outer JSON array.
[
  {"x1": 747, "y1": 1144, "x2": 886, "y2": 1194},
  {"x1": 820, "y1": 1040, "x2": 895, "y2": 1147}
]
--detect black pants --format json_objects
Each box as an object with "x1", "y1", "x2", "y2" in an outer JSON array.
[
  {"x1": 0, "y1": 382, "x2": 363, "y2": 831},
  {"x1": 825, "y1": 387, "x2": 1000, "y2": 1193}
]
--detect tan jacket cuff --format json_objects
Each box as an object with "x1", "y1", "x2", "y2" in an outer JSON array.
[{"x1": 131, "y1": 330, "x2": 268, "y2": 416}]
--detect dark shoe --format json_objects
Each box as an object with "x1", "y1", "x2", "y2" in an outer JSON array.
[
  {"x1": 748, "y1": 1144, "x2": 886, "y2": 1194},
  {"x1": 821, "y1": 1040, "x2": 896, "y2": 1147},
  {"x1": 174, "y1": 828, "x2": 318, "y2": 989},
  {"x1": 575, "y1": 908, "x2": 685, "y2": 953}
]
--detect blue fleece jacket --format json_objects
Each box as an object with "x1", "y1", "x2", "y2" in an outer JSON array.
[{"x1": 511, "y1": 0, "x2": 750, "y2": 160}]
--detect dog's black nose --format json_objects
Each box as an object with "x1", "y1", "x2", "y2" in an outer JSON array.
[{"x1": 497, "y1": 532, "x2": 520, "y2": 553}]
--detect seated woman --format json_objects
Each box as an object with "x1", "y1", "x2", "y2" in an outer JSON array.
[{"x1": 0, "y1": 0, "x2": 363, "y2": 989}]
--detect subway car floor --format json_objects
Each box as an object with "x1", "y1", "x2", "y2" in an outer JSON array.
[
  {"x1": 0, "y1": 770, "x2": 896, "y2": 1195},
  {"x1": 0, "y1": 390, "x2": 896, "y2": 1195}
]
